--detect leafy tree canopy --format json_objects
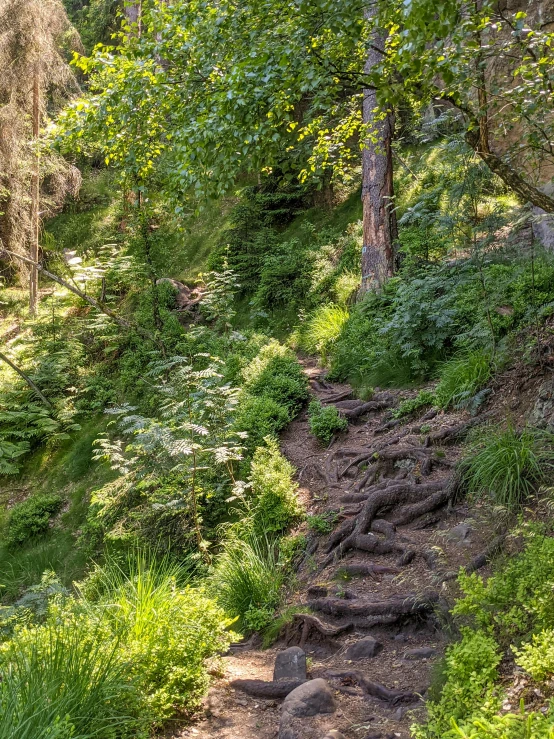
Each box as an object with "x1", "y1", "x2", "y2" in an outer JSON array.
[{"x1": 57, "y1": 0, "x2": 554, "y2": 208}]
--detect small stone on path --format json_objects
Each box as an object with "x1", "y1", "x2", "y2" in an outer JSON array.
[
  {"x1": 274, "y1": 647, "x2": 307, "y2": 682},
  {"x1": 345, "y1": 636, "x2": 383, "y2": 661}
]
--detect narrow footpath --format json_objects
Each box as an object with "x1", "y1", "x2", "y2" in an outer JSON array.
[{"x1": 174, "y1": 360, "x2": 502, "y2": 739}]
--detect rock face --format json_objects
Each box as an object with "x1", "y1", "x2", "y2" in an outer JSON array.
[
  {"x1": 274, "y1": 647, "x2": 307, "y2": 682},
  {"x1": 530, "y1": 377, "x2": 554, "y2": 429},
  {"x1": 344, "y1": 636, "x2": 383, "y2": 661}
]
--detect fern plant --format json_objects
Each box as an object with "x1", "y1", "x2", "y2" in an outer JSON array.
[{"x1": 93, "y1": 355, "x2": 246, "y2": 559}]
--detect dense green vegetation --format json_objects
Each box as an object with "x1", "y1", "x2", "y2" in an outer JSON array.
[{"x1": 1, "y1": 0, "x2": 554, "y2": 736}]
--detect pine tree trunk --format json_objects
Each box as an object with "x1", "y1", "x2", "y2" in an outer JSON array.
[
  {"x1": 360, "y1": 21, "x2": 397, "y2": 293},
  {"x1": 29, "y1": 61, "x2": 39, "y2": 316}
]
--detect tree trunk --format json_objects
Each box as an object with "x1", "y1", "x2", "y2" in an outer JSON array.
[
  {"x1": 124, "y1": 0, "x2": 142, "y2": 32},
  {"x1": 29, "y1": 60, "x2": 40, "y2": 316},
  {"x1": 360, "y1": 23, "x2": 397, "y2": 293}
]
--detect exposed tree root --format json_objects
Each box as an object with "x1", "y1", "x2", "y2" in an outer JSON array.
[
  {"x1": 324, "y1": 669, "x2": 420, "y2": 705},
  {"x1": 338, "y1": 563, "x2": 400, "y2": 579},
  {"x1": 230, "y1": 679, "x2": 306, "y2": 698},
  {"x1": 326, "y1": 481, "x2": 446, "y2": 562},
  {"x1": 317, "y1": 388, "x2": 354, "y2": 403},
  {"x1": 341, "y1": 400, "x2": 392, "y2": 421},
  {"x1": 284, "y1": 613, "x2": 354, "y2": 648},
  {"x1": 308, "y1": 591, "x2": 441, "y2": 626},
  {"x1": 425, "y1": 413, "x2": 492, "y2": 446},
  {"x1": 391, "y1": 488, "x2": 451, "y2": 526}
]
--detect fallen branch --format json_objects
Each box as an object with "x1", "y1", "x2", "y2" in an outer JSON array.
[
  {"x1": 1, "y1": 249, "x2": 157, "y2": 343},
  {"x1": 0, "y1": 350, "x2": 52, "y2": 407}
]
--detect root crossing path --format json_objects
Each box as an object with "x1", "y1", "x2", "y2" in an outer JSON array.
[{"x1": 173, "y1": 360, "x2": 499, "y2": 739}]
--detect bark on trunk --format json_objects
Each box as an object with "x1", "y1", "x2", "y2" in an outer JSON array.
[
  {"x1": 360, "y1": 16, "x2": 397, "y2": 293},
  {"x1": 124, "y1": 0, "x2": 142, "y2": 33},
  {"x1": 29, "y1": 61, "x2": 39, "y2": 316}
]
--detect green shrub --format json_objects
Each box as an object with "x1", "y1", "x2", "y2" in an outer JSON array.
[
  {"x1": 249, "y1": 439, "x2": 302, "y2": 535},
  {"x1": 0, "y1": 557, "x2": 234, "y2": 737},
  {"x1": 235, "y1": 395, "x2": 290, "y2": 454},
  {"x1": 209, "y1": 536, "x2": 284, "y2": 632},
  {"x1": 299, "y1": 304, "x2": 349, "y2": 362},
  {"x1": 412, "y1": 628, "x2": 501, "y2": 739},
  {"x1": 435, "y1": 351, "x2": 492, "y2": 410},
  {"x1": 454, "y1": 532, "x2": 554, "y2": 641},
  {"x1": 460, "y1": 427, "x2": 554, "y2": 511},
  {"x1": 242, "y1": 340, "x2": 308, "y2": 415},
  {"x1": 6, "y1": 494, "x2": 63, "y2": 548},
  {"x1": 392, "y1": 390, "x2": 436, "y2": 419},
  {"x1": 515, "y1": 629, "x2": 554, "y2": 682},
  {"x1": 85, "y1": 556, "x2": 235, "y2": 721},
  {"x1": 308, "y1": 400, "x2": 348, "y2": 444}
]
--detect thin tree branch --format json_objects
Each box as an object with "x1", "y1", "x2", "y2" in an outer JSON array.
[{"x1": 0, "y1": 351, "x2": 52, "y2": 407}]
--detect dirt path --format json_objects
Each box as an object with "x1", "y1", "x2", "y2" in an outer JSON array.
[{"x1": 172, "y1": 360, "x2": 497, "y2": 739}]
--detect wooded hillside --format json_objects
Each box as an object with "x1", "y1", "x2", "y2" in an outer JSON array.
[{"x1": 0, "y1": 2, "x2": 553, "y2": 738}]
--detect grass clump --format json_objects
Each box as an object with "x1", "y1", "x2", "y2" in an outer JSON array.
[
  {"x1": 392, "y1": 390, "x2": 436, "y2": 419},
  {"x1": 460, "y1": 426, "x2": 554, "y2": 511},
  {"x1": 0, "y1": 556, "x2": 234, "y2": 737},
  {"x1": 308, "y1": 400, "x2": 348, "y2": 444},
  {"x1": 435, "y1": 351, "x2": 492, "y2": 410},
  {"x1": 307, "y1": 511, "x2": 338, "y2": 535},
  {"x1": 209, "y1": 536, "x2": 284, "y2": 633},
  {"x1": 5, "y1": 494, "x2": 63, "y2": 548},
  {"x1": 299, "y1": 304, "x2": 349, "y2": 362}
]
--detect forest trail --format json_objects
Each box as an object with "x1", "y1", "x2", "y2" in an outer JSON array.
[{"x1": 171, "y1": 360, "x2": 501, "y2": 739}]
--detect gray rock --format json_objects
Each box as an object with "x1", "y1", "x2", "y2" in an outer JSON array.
[
  {"x1": 282, "y1": 678, "x2": 337, "y2": 718},
  {"x1": 345, "y1": 636, "x2": 383, "y2": 661},
  {"x1": 446, "y1": 523, "x2": 472, "y2": 542},
  {"x1": 530, "y1": 377, "x2": 554, "y2": 429},
  {"x1": 274, "y1": 647, "x2": 307, "y2": 682},
  {"x1": 404, "y1": 647, "x2": 436, "y2": 660},
  {"x1": 322, "y1": 732, "x2": 346, "y2": 739}
]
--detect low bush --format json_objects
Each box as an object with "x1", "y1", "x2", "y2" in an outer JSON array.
[
  {"x1": 308, "y1": 400, "x2": 348, "y2": 444},
  {"x1": 412, "y1": 628, "x2": 501, "y2": 739},
  {"x1": 460, "y1": 427, "x2": 554, "y2": 511},
  {"x1": 6, "y1": 494, "x2": 63, "y2": 548},
  {"x1": 415, "y1": 532, "x2": 554, "y2": 738},
  {"x1": 249, "y1": 439, "x2": 302, "y2": 535},
  {"x1": 234, "y1": 395, "x2": 290, "y2": 455},
  {"x1": 299, "y1": 304, "x2": 349, "y2": 362},
  {"x1": 454, "y1": 531, "x2": 554, "y2": 641},
  {"x1": 242, "y1": 340, "x2": 308, "y2": 416},
  {"x1": 435, "y1": 351, "x2": 492, "y2": 410},
  {"x1": 0, "y1": 557, "x2": 234, "y2": 737}
]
